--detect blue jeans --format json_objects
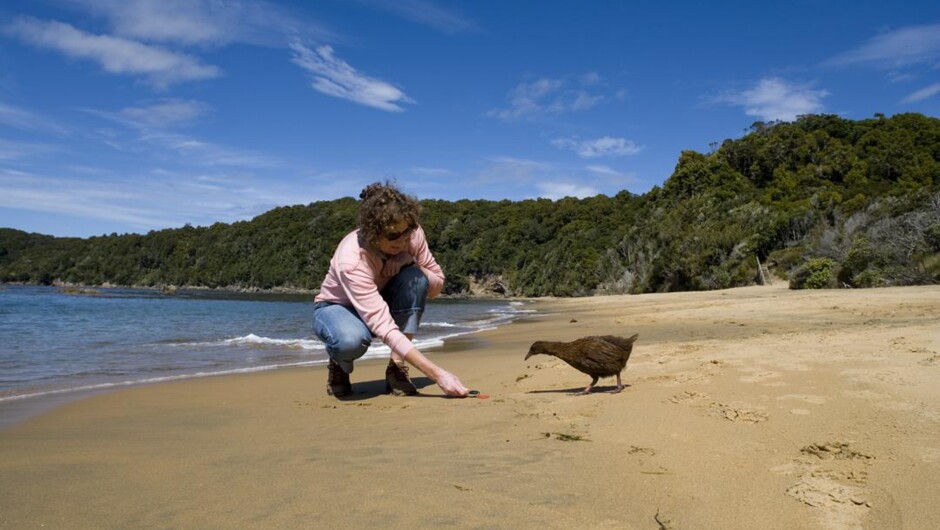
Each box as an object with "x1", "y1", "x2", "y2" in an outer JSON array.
[{"x1": 312, "y1": 265, "x2": 429, "y2": 374}]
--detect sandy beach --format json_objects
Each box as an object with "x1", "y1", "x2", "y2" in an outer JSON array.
[{"x1": 2, "y1": 282, "x2": 939, "y2": 529}]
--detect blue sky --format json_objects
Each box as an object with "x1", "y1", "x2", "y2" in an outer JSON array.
[{"x1": 1, "y1": 0, "x2": 939, "y2": 237}]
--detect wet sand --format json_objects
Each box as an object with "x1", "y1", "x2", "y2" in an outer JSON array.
[{"x1": 1, "y1": 282, "x2": 939, "y2": 529}]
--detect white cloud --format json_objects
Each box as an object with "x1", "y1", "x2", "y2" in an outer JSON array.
[
  {"x1": 825, "y1": 23, "x2": 940, "y2": 69},
  {"x1": 358, "y1": 0, "x2": 477, "y2": 34},
  {"x1": 86, "y1": 125, "x2": 282, "y2": 170},
  {"x1": 552, "y1": 136, "x2": 643, "y2": 158},
  {"x1": 489, "y1": 78, "x2": 562, "y2": 121},
  {"x1": 488, "y1": 76, "x2": 607, "y2": 121},
  {"x1": 145, "y1": 132, "x2": 282, "y2": 168},
  {"x1": 902, "y1": 83, "x2": 940, "y2": 103},
  {"x1": 84, "y1": 0, "x2": 231, "y2": 45},
  {"x1": 0, "y1": 102, "x2": 38, "y2": 130},
  {"x1": 474, "y1": 157, "x2": 633, "y2": 198},
  {"x1": 887, "y1": 71, "x2": 917, "y2": 84},
  {"x1": 0, "y1": 170, "x2": 180, "y2": 229},
  {"x1": 716, "y1": 77, "x2": 828, "y2": 122},
  {"x1": 586, "y1": 165, "x2": 619, "y2": 176},
  {"x1": 581, "y1": 72, "x2": 602, "y2": 86},
  {"x1": 290, "y1": 42, "x2": 415, "y2": 112},
  {"x1": 477, "y1": 156, "x2": 552, "y2": 183},
  {"x1": 585, "y1": 165, "x2": 638, "y2": 188},
  {"x1": 0, "y1": 139, "x2": 55, "y2": 161},
  {"x1": 571, "y1": 91, "x2": 604, "y2": 111},
  {"x1": 0, "y1": 167, "x2": 313, "y2": 234},
  {"x1": 537, "y1": 181, "x2": 598, "y2": 200},
  {"x1": 4, "y1": 17, "x2": 221, "y2": 87},
  {"x1": 66, "y1": 0, "x2": 340, "y2": 47},
  {"x1": 0, "y1": 102, "x2": 70, "y2": 135},
  {"x1": 118, "y1": 99, "x2": 211, "y2": 128},
  {"x1": 409, "y1": 166, "x2": 455, "y2": 177},
  {"x1": 76, "y1": 102, "x2": 278, "y2": 171}
]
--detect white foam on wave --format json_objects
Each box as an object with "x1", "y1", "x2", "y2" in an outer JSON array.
[
  {"x1": 222, "y1": 333, "x2": 325, "y2": 350},
  {"x1": 220, "y1": 333, "x2": 451, "y2": 351},
  {"x1": 171, "y1": 334, "x2": 326, "y2": 350},
  {"x1": 491, "y1": 305, "x2": 537, "y2": 314},
  {"x1": 357, "y1": 337, "x2": 446, "y2": 359}
]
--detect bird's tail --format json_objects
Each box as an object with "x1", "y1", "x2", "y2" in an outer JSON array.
[{"x1": 604, "y1": 334, "x2": 639, "y2": 350}]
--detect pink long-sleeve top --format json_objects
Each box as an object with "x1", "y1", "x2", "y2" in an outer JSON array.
[{"x1": 314, "y1": 226, "x2": 445, "y2": 359}]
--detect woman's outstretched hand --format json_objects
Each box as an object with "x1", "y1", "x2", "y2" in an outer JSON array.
[
  {"x1": 403, "y1": 348, "x2": 469, "y2": 397},
  {"x1": 435, "y1": 369, "x2": 469, "y2": 397}
]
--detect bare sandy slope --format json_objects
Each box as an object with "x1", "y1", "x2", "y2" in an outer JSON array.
[{"x1": 1, "y1": 283, "x2": 938, "y2": 529}]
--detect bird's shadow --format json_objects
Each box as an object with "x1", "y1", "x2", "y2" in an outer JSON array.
[
  {"x1": 527, "y1": 383, "x2": 632, "y2": 395},
  {"x1": 333, "y1": 377, "x2": 444, "y2": 401}
]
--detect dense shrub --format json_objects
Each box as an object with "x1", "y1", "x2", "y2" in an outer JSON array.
[{"x1": 790, "y1": 257, "x2": 839, "y2": 289}]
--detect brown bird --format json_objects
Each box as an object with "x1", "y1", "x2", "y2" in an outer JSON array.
[{"x1": 524, "y1": 334, "x2": 639, "y2": 395}]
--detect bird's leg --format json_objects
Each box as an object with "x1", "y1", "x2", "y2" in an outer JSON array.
[
  {"x1": 609, "y1": 373, "x2": 624, "y2": 393},
  {"x1": 573, "y1": 376, "x2": 598, "y2": 395}
]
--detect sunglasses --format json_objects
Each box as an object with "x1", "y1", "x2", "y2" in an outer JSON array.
[{"x1": 384, "y1": 224, "x2": 417, "y2": 241}]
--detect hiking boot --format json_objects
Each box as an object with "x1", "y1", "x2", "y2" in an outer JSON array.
[
  {"x1": 327, "y1": 359, "x2": 352, "y2": 397},
  {"x1": 385, "y1": 360, "x2": 418, "y2": 396}
]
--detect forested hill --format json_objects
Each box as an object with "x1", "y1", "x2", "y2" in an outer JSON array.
[{"x1": 2, "y1": 113, "x2": 939, "y2": 296}]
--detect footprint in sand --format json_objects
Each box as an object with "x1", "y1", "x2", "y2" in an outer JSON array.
[
  {"x1": 801, "y1": 442, "x2": 873, "y2": 461},
  {"x1": 738, "y1": 369, "x2": 782, "y2": 384},
  {"x1": 706, "y1": 402, "x2": 768, "y2": 423},
  {"x1": 667, "y1": 392, "x2": 768, "y2": 423},
  {"x1": 841, "y1": 368, "x2": 908, "y2": 386},
  {"x1": 659, "y1": 361, "x2": 724, "y2": 387},
  {"x1": 786, "y1": 475, "x2": 870, "y2": 530},
  {"x1": 669, "y1": 371, "x2": 711, "y2": 385},
  {"x1": 666, "y1": 390, "x2": 709, "y2": 404},
  {"x1": 773, "y1": 442, "x2": 874, "y2": 530},
  {"x1": 628, "y1": 445, "x2": 657, "y2": 456},
  {"x1": 778, "y1": 394, "x2": 828, "y2": 405},
  {"x1": 919, "y1": 353, "x2": 940, "y2": 366}
]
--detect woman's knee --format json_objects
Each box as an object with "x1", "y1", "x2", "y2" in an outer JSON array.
[
  {"x1": 330, "y1": 331, "x2": 372, "y2": 358},
  {"x1": 313, "y1": 305, "x2": 372, "y2": 359}
]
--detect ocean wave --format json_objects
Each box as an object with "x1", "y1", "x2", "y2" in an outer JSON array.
[
  {"x1": 222, "y1": 333, "x2": 325, "y2": 350},
  {"x1": 356, "y1": 337, "x2": 446, "y2": 358},
  {"x1": 489, "y1": 306, "x2": 537, "y2": 314},
  {"x1": 167, "y1": 334, "x2": 326, "y2": 350}
]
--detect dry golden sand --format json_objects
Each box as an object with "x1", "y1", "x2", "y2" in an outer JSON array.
[{"x1": 2, "y1": 283, "x2": 939, "y2": 529}]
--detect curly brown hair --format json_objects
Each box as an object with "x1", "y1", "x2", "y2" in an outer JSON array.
[{"x1": 358, "y1": 181, "x2": 421, "y2": 245}]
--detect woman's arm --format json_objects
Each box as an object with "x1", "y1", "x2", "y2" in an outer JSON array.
[
  {"x1": 409, "y1": 227, "x2": 445, "y2": 298},
  {"x1": 402, "y1": 347, "x2": 468, "y2": 397}
]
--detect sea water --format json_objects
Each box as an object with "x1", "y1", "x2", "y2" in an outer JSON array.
[{"x1": 0, "y1": 285, "x2": 533, "y2": 412}]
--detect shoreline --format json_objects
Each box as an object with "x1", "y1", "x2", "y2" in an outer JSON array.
[
  {"x1": 2, "y1": 284, "x2": 939, "y2": 529},
  {"x1": 0, "y1": 304, "x2": 524, "y2": 430},
  {"x1": 0, "y1": 286, "x2": 534, "y2": 429}
]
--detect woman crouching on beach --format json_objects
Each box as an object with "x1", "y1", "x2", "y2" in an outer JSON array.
[{"x1": 312, "y1": 181, "x2": 469, "y2": 398}]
